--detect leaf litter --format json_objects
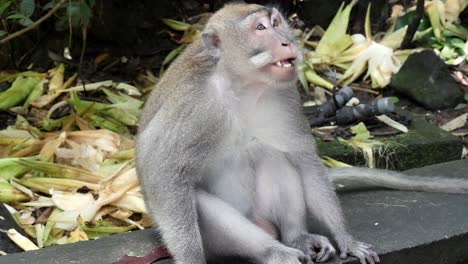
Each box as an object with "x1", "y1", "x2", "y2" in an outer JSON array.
[{"x1": 0, "y1": 63, "x2": 156, "y2": 252}]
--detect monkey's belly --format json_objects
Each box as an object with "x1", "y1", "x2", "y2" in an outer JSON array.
[
  {"x1": 204, "y1": 143, "x2": 303, "y2": 237},
  {"x1": 203, "y1": 155, "x2": 256, "y2": 215}
]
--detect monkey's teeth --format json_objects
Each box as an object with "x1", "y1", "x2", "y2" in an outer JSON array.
[{"x1": 275, "y1": 61, "x2": 293, "y2": 68}]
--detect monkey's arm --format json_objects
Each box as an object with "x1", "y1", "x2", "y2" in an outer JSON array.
[
  {"x1": 284, "y1": 95, "x2": 379, "y2": 263},
  {"x1": 136, "y1": 99, "x2": 224, "y2": 264},
  {"x1": 329, "y1": 167, "x2": 468, "y2": 193},
  {"x1": 292, "y1": 153, "x2": 378, "y2": 264},
  {"x1": 286, "y1": 128, "x2": 380, "y2": 263}
]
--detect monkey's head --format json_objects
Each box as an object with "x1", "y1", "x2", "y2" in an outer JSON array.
[{"x1": 202, "y1": 3, "x2": 300, "y2": 85}]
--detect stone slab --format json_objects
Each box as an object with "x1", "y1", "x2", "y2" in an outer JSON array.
[
  {"x1": 0, "y1": 228, "x2": 170, "y2": 264},
  {"x1": 328, "y1": 159, "x2": 468, "y2": 264},
  {"x1": 0, "y1": 204, "x2": 23, "y2": 254},
  {"x1": 316, "y1": 120, "x2": 463, "y2": 170},
  {"x1": 1, "y1": 160, "x2": 468, "y2": 264}
]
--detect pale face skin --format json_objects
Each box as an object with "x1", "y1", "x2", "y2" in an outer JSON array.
[{"x1": 243, "y1": 9, "x2": 299, "y2": 83}]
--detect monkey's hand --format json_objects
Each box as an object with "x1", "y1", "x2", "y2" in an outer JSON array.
[
  {"x1": 288, "y1": 233, "x2": 336, "y2": 263},
  {"x1": 338, "y1": 239, "x2": 380, "y2": 264},
  {"x1": 262, "y1": 244, "x2": 313, "y2": 264}
]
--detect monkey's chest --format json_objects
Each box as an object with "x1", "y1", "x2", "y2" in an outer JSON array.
[
  {"x1": 203, "y1": 135, "x2": 291, "y2": 215},
  {"x1": 203, "y1": 138, "x2": 257, "y2": 213}
]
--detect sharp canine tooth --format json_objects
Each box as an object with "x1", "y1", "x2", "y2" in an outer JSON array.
[{"x1": 276, "y1": 61, "x2": 282, "y2": 67}]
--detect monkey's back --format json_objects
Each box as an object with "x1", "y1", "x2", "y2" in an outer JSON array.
[{"x1": 138, "y1": 40, "x2": 217, "y2": 133}]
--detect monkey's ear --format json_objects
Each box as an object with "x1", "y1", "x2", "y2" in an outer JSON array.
[{"x1": 201, "y1": 28, "x2": 221, "y2": 58}]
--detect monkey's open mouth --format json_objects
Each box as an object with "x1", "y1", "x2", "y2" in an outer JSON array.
[{"x1": 273, "y1": 58, "x2": 296, "y2": 68}]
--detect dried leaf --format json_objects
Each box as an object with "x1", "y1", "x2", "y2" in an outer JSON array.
[{"x1": 440, "y1": 113, "x2": 468, "y2": 132}]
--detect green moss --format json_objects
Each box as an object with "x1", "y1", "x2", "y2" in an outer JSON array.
[{"x1": 316, "y1": 121, "x2": 462, "y2": 170}]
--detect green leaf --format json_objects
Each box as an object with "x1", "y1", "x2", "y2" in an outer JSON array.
[
  {"x1": 6, "y1": 13, "x2": 29, "y2": 20},
  {"x1": 444, "y1": 23, "x2": 468, "y2": 39},
  {"x1": 394, "y1": 11, "x2": 413, "y2": 31},
  {"x1": 0, "y1": 30, "x2": 7, "y2": 37},
  {"x1": 159, "y1": 44, "x2": 187, "y2": 76},
  {"x1": 464, "y1": 94, "x2": 468, "y2": 102},
  {"x1": 0, "y1": 76, "x2": 41, "y2": 110},
  {"x1": 42, "y1": 0, "x2": 57, "y2": 10},
  {"x1": 0, "y1": 0, "x2": 12, "y2": 17},
  {"x1": 6, "y1": 13, "x2": 34, "y2": 26},
  {"x1": 315, "y1": 2, "x2": 354, "y2": 59},
  {"x1": 394, "y1": 12, "x2": 431, "y2": 32},
  {"x1": 447, "y1": 37, "x2": 465, "y2": 50},
  {"x1": 64, "y1": 2, "x2": 92, "y2": 27},
  {"x1": 440, "y1": 46, "x2": 456, "y2": 60},
  {"x1": 78, "y1": 2, "x2": 92, "y2": 25},
  {"x1": 297, "y1": 64, "x2": 310, "y2": 96},
  {"x1": 454, "y1": 103, "x2": 466, "y2": 110},
  {"x1": 20, "y1": 0, "x2": 35, "y2": 17},
  {"x1": 81, "y1": 220, "x2": 135, "y2": 239},
  {"x1": 350, "y1": 122, "x2": 372, "y2": 141},
  {"x1": 18, "y1": 16, "x2": 33, "y2": 26},
  {"x1": 162, "y1": 18, "x2": 190, "y2": 31},
  {"x1": 55, "y1": 1, "x2": 92, "y2": 30},
  {"x1": 388, "y1": 96, "x2": 399, "y2": 104},
  {"x1": 66, "y1": 3, "x2": 82, "y2": 27},
  {"x1": 86, "y1": 0, "x2": 95, "y2": 7}
]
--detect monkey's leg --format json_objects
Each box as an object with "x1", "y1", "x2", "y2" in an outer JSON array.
[
  {"x1": 256, "y1": 158, "x2": 335, "y2": 263},
  {"x1": 196, "y1": 190, "x2": 312, "y2": 264},
  {"x1": 143, "y1": 183, "x2": 206, "y2": 264},
  {"x1": 299, "y1": 159, "x2": 380, "y2": 264}
]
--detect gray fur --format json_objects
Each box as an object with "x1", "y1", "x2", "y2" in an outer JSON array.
[
  {"x1": 135, "y1": 3, "x2": 465, "y2": 264},
  {"x1": 330, "y1": 167, "x2": 468, "y2": 193}
]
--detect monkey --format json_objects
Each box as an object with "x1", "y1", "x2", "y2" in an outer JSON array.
[{"x1": 135, "y1": 3, "x2": 468, "y2": 264}]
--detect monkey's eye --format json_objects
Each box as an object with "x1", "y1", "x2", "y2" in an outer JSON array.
[
  {"x1": 272, "y1": 19, "x2": 278, "y2": 27},
  {"x1": 256, "y1": 24, "x2": 266, "y2": 30}
]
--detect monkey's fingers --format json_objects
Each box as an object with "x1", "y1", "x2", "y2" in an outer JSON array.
[
  {"x1": 338, "y1": 241, "x2": 380, "y2": 264},
  {"x1": 351, "y1": 248, "x2": 373, "y2": 264},
  {"x1": 315, "y1": 248, "x2": 333, "y2": 263},
  {"x1": 363, "y1": 247, "x2": 380, "y2": 264},
  {"x1": 359, "y1": 242, "x2": 373, "y2": 249},
  {"x1": 303, "y1": 247, "x2": 317, "y2": 260},
  {"x1": 298, "y1": 254, "x2": 314, "y2": 264},
  {"x1": 368, "y1": 250, "x2": 380, "y2": 263},
  {"x1": 314, "y1": 243, "x2": 336, "y2": 262}
]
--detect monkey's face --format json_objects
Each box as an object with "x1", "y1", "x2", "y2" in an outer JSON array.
[
  {"x1": 244, "y1": 9, "x2": 299, "y2": 83},
  {"x1": 202, "y1": 5, "x2": 300, "y2": 85}
]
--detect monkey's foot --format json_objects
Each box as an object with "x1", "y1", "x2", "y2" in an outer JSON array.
[
  {"x1": 338, "y1": 240, "x2": 380, "y2": 264},
  {"x1": 262, "y1": 244, "x2": 313, "y2": 264},
  {"x1": 288, "y1": 233, "x2": 335, "y2": 263}
]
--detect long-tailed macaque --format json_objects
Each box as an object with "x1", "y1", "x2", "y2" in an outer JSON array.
[{"x1": 136, "y1": 3, "x2": 468, "y2": 264}]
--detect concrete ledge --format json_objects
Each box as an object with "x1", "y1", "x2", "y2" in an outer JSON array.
[{"x1": 1, "y1": 160, "x2": 468, "y2": 264}]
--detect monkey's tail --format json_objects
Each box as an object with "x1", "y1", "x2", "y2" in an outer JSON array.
[{"x1": 328, "y1": 167, "x2": 468, "y2": 194}]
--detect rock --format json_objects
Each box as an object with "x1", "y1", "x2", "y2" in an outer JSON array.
[
  {"x1": 327, "y1": 159, "x2": 468, "y2": 264},
  {"x1": 316, "y1": 120, "x2": 463, "y2": 170},
  {"x1": 0, "y1": 204, "x2": 23, "y2": 254},
  {"x1": 390, "y1": 50, "x2": 464, "y2": 110}
]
